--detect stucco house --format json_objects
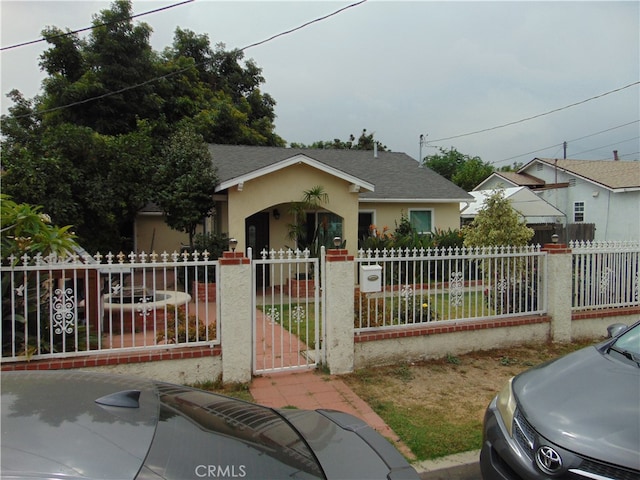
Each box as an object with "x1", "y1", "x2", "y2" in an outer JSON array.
[
  {"x1": 476, "y1": 158, "x2": 640, "y2": 241},
  {"x1": 135, "y1": 144, "x2": 472, "y2": 255}
]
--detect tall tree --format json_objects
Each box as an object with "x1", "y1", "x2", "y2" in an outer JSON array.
[
  {"x1": 153, "y1": 127, "x2": 218, "y2": 246},
  {"x1": 290, "y1": 129, "x2": 388, "y2": 151},
  {"x1": 452, "y1": 157, "x2": 495, "y2": 191},
  {"x1": 423, "y1": 147, "x2": 494, "y2": 190},
  {"x1": 1, "y1": 0, "x2": 284, "y2": 252}
]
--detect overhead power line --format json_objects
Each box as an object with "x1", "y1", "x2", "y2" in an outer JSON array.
[
  {"x1": 8, "y1": 0, "x2": 367, "y2": 119},
  {"x1": 0, "y1": 0, "x2": 194, "y2": 51},
  {"x1": 428, "y1": 81, "x2": 640, "y2": 144},
  {"x1": 493, "y1": 119, "x2": 640, "y2": 164}
]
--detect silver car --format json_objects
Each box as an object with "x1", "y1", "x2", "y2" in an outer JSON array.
[
  {"x1": 2, "y1": 370, "x2": 419, "y2": 480},
  {"x1": 480, "y1": 320, "x2": 640, "y2": 480}
]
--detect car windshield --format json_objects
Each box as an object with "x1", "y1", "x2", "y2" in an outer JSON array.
[
  {"x1": 139, "y1": 383, "x2": 324, "y2": 480},
  {"x1": 611, "y1": 322, "x2": 640, "y2": 362}
]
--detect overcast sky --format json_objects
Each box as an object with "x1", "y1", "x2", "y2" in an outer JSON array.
[{"x1": 1, "y1": 0, "x2": 639, "y2": 166}]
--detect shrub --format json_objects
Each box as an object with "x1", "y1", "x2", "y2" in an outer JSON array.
[{"x1": 157, "y1": 306, "x2": 212, "y2": 344}]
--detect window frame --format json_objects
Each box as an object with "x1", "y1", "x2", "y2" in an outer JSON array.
[
  {"x1": 408, "y1": 208, "x2": 434, "y2": 235},
  {"x1": 573, "y1": 201, "x2": 585, "y2": 223}
]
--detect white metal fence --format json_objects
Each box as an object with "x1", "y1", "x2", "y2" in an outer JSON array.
[
  {"x1": 355, "y1": 246, "x2": 546, "y2": 332},
  {"x1": 252, "y1": 248, "x2": 323, "y2": 374},
  {"x1": 571, "y1": 240, "x2": 640, "y2": 311},
  {"x1": 3, "y1": 241, "x2": 638, "y2": 365},
  {"x1": 1, "y1": 251, "x2": 219, "y2": 362}
]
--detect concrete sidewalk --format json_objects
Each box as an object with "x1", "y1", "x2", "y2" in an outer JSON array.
[{"x1": 249, "y1": 369, "x2": 479, "y2": 478}]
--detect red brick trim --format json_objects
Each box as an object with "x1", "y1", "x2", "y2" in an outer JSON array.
[
  {"x1": 219, "y1": 251, "x2": 250, "y2": 265},
  {"x1": 326, "y1": 249, "x2": 354, "y2": 262},
  {"x1": 541, "y1": 244, "x2": 572, "y2": 254},
  {"x1": 1, "y1": 345, "x2": 222, "y2": 372},
  {"x1": 572, "y1": 306, "x2": 640, "y2": 320},
  {"x1": 354, "y1": 315, "x2": 550, "y2": 343}
]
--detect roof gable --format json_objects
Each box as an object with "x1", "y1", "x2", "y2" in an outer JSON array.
[
  {"x1": 209, "y1": 144, "x2": 472, "y2": 202},
  {"x1": 216, "y1": 153, "x2": 374, "y2": 192},
  {"x1": 521, "y1": 158, "x2": 640, "y2": 191}
]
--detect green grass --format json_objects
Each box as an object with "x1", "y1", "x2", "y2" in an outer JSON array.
[{"x1": 257, "y1": 302, "x2": 320, "y2": 348}]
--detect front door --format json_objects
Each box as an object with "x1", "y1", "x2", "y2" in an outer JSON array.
[{"x1": 246, "y1": 212, "x2": 270, "y2": 287}]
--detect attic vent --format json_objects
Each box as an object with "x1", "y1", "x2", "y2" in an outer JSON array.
[
  {"x1": 569, "y1": 179, "x2": 576, "y2": 187},
  {"x1": 536, "y1": 164, "x2": 543, "y2": 171}
]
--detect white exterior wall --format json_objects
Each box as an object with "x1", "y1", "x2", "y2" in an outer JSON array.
[{"x1": 524, "y1": 164, "x2": 640, "y2": 241}]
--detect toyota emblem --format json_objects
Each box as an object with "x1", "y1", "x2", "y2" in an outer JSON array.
[{"x1": 536, "y1": 445, "x2": 563, "y2": 474}]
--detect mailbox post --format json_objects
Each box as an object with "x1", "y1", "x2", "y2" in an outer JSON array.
[{"x1": 359, "y1": 264, "x2": 382, "y2": 293}]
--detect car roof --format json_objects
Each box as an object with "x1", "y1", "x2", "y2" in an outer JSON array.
[{"x1": 1, "y1": 371, "x2": 159, "y2": 480}]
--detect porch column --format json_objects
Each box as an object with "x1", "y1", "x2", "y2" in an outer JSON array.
[
  {"x1": 324, "y1": 248, "x2": 355, "y2": 374},
  {"x1": 542, "y1": 243, "x2": 573, "y2": 342},
  {"x1": 219, "y1": 251, "x2": 252, "y2": 383}
]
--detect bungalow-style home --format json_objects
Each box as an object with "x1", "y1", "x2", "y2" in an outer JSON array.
[
  {"x1": 476, "y1": 158, "x2": 640, "y2": 242},
  {"x1": 135, "y1": 144, "x2": 472, "y2": 255}
]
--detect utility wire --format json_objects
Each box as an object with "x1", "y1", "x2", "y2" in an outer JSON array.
[
  {"x1": 492, "y1": 120, "x2": 640, "y2": 165},
  {"x1": 1, "y1": 0, "x2": 194, "y2": 51},
  {"x1": 571, "y1": 136, "x2": 640, "y2": 157},
  {"x1": 8, "y1": 0, "x2": 367, "y2": 119},
  {"x1": 428, "y1": 81, "x2": 640, "y2": 144}
]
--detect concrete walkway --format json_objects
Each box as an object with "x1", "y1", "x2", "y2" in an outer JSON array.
[{"x1": 250, "y1": 369, "x2": 415, "y2": 460}]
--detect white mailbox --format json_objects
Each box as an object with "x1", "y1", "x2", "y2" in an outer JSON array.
[{"x1": 360, "y1": 264, "x2": 382, "y2": 293}]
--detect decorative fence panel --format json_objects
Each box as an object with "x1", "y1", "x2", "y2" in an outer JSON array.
[
  {"x1": 1, "y1": 251, "x2": 219, "y2": 363},
  {"x1": 355, "y1": 246, "x2": 546, "y2": 332},
  {"x1": 252, "y1": 248, "x2": 322, "y2": 374},
  {"x1": 571, "y1": 240, "x2": 640, "y2": 311}
]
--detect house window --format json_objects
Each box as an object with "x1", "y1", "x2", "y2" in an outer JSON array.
[
  {"x1": 409, "y1": 209, "x2": 433, "y2": 234},
  {"x1": 574, "y1": 202, "x2": 585, "y2": 222},
  {"x1": 302, "y1": 212, "x2": 343, "y2": 251}
]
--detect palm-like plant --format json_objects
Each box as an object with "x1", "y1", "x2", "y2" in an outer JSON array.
[{"x1": 286, "y1": 185, "x2": 329, "y2": 255}]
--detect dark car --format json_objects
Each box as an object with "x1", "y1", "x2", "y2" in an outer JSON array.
[
  {"x1": 1, "y1": 370, "x2": 419, "y2": 480},
  {"x1": 480, "y1": 321, "x2": 640, "y2": 480}
]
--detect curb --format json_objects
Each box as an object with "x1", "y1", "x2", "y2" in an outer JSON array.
[{"x1": 413, "y1": 450, "x2": 480, "y2": 480}]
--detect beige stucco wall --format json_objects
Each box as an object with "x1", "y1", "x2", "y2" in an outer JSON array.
[
  {"x1": 135, "y1": 214, "x2": 189, "y2": 254},
  {"x1": 354, "y1": 323, "x2": 550, "y2": 369},
  {"x1": 359, "y1": 201, "x2": 462, "y2": 235},
  {"x1": 227, "y1": 163, "x2": 360, "y2": 253}
]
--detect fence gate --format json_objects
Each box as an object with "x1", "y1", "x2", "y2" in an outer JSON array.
[{"x1": 252, "y1": 248, "x2": 323, "y2": 374}]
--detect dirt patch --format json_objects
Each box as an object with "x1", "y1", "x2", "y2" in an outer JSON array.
[{"x1": 342, "y1": 338, "x2": 603, "y2": 459}]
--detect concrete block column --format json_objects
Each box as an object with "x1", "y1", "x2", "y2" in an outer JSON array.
[
  {"x1": 542, "y1": 243, "x2": 573, "y2": 342},
  {"x1": 218, "y1": 251, "x2": 252, "y2": 384},
  {"x1": 324, "y1": 249, "x2": 355, "y2": 374}
]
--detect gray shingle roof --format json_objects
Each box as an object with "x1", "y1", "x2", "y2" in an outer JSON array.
[
  {"x1": 531, "y1": 158, "x2": 640, "y2": 190},
  {"x1": 208, "y1": 144, "x2": 472, "y2": 202}
]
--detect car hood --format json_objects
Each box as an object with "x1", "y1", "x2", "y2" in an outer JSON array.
[
  {"x1": 1, "y1": 371, "x2": 159, "y2": 480},
  {"x1": 513, "y1": 346, "x2": 640, "y2": 470},
  {"x1": 280, "y1": 409, "x2": 419, "y2": 480}
]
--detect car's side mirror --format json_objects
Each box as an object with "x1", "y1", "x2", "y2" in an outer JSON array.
[{"x1": 607, "y1": 323, "x2": 628, "y2": 338}]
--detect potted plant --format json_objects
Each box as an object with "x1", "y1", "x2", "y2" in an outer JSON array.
[{"x1": 180, "y1": 232, "x2": 228, "y2": 302}]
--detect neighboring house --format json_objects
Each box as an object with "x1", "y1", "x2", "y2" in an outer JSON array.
[
  {"x1": 475, "y1": 158, "x2": 640, "y2": 242},
  {"x1": 461, "y1": 186, "x2": 565, "y2": 245},
  {"x1": 135, "y1": 145, "x2": 472, "y2": 255},
  {"x1": 461, "y1": 186, "x2": 565, "y2": 224}
]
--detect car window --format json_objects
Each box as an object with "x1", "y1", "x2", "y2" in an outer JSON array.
[
  {"x1": 612, "y1": 323, "x2": 640, "y2": 357},
  {"x1": 139, "y1": 383, "x2": 324, "y2": 480}
]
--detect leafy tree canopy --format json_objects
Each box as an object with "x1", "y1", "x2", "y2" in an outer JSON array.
[
  {"x1": 422, "y1": 147, "x2": 494, "y2": 190},
  {"x1": 463, "y1": 189, "x2": 534, "y2": 247},
  {"x1": 1, "y1": 0, "x2": 283, "y2": 252},
  {"x1": 0, "y1": 194, "x2": 78, "y2": 261},
  {"x1": 290, "y1": 129, "x2": 388, "y2": 151},
  {"x1": 153, "y1": 126, "x2": 218, "y2": 246}
]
